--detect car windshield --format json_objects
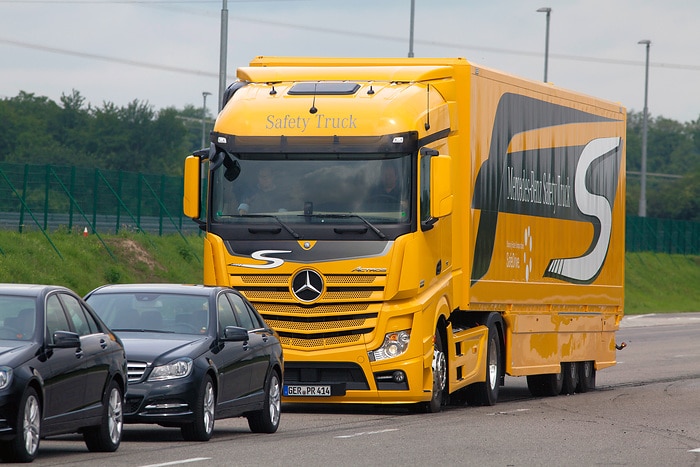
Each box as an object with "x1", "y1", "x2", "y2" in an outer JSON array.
[
  {"x1": 87, "y1": 293, "x2": 209, "y2": 335},
  {"x1": 211, "y1": 155, "x2": 412, "y2": 225},
  {"x1": 0, "y1": 296, "x2": 36, "y2": 341}
]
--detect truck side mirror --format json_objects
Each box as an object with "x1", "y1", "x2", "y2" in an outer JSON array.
[
  {"x1": 183, "y1": 155, "x2": 202, "y2": 219},
  {"x1": 430, "y1": 155, "x2": 453, "y2": 218}
]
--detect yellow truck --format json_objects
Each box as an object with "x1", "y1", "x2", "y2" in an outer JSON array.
[{"x1": 183, "y1": 57, "x2": 626, "y2": 411}]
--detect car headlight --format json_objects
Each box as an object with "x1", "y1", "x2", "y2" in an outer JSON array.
[
  {"x1": 0, "y1": 367, "x2": 12, "y2": 390},
  {"x1": 368, "y1": 330, "x2": 411, "y2": 362},
  {"x1": 148, "y1": 358, "x2": 193, "y2": 381}
]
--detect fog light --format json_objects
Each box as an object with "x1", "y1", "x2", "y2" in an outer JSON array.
[{"x1": 392, "y1": 370, "x2": 406, "y2": 383}]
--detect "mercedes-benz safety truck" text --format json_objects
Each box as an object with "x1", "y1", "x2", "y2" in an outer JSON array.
[{"x1": 183, "y1": 57, "x2": 626, "y2": 411}]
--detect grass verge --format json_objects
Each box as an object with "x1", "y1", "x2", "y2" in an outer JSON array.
[{"x1": 0, "y1": 230, "x2": 698, "y2": 314}]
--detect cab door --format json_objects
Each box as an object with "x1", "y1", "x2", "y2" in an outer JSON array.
[
  {"x1": 59, "y1": 292, "x2": 113, "y2": 414},
  {"x1": 212, "y1": 293, "x2": 253, "y2": 414},
  {"x1": 42, "y1": 294, "x2": 86, "y2": 428}
]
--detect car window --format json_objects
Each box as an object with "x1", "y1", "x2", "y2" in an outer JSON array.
[
  {"x1": 46, "y1": 295, "x2": 71, "y2": 343},
  {"x1": 217, "y1": 294, "x2": 237, "y2": 336},
  {"x1": 60, "y1": 293, "x2": 97, "y2": 336},
  {"x1": 228, "y1": 294, "x2": 258, "y2": 331},
  {"x1": 0, "y1": 297, "x2": 36, "y2": 341}
]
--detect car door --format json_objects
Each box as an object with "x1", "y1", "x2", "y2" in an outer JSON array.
[
  {"x1": 228, "y1": 293, "x2": 270, "y2": 398},
  {"x1": 42, "y1": 293, "x2": 87, "y2": 428},
  {"x1": 59, "y1": 292, "x2": 112, "y2": 416},
  {"x1": 212, "y1": 293, "x2": 252, "y2": 413}
]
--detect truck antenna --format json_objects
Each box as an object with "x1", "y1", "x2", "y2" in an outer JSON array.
[{"x1": 309, "y1": 83, "x2": 318, "y2": 114}]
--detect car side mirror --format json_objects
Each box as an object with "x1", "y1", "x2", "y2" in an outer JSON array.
[
  {"x1": 223, "y1": 326, "x2": 248, "y2": 342},
  {"x1": 51, "y1": 330, "x2": 81, "y2": 348}
]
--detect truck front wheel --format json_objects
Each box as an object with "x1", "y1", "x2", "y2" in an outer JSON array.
[{"x1": 420, "y1": 331, "x2": 447, "y2": 413}]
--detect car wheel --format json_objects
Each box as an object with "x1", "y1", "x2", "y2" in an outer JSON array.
[
  {"x1": 84, "y1": 380, "x2": 123, "y2": 452},
  {"x1": 182, "y1": 374, "x2": 216, "y2": 441},
  {"x1": 247, "y1": 370, "x2": 281, "y2": 433},
  {"x1": 0, "y1": 387, "x2": 41, "y2": 463}
]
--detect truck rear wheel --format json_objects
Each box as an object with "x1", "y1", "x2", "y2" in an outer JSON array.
[{"x1": 466, "y1": 322, "x2": 502, "y2": 406}]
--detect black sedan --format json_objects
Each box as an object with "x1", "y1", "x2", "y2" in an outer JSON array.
[
  {"x1": 0, "y1": 284, "x2": 127, "y2": 463},
  {"x1": 84, "y1": 284, "x2": 283, "y2": 441}
]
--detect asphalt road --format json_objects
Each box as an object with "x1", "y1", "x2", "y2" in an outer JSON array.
[{"x1": 27, "y1": 313, "x2": 700, "y2": 466}]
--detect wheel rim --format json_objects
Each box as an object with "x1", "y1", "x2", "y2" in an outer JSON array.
[
  {"x1": 433, "y1": 346, "x2": 447, "y2": 393},
  {"x1": 23, "y1": 395, "x2": 40, "y2": 456},
  {"x1": 488, "y1": 338, "x2": 498, "y2": 390},
  {"x1": 268, "y1": 374, "x2": 281, "y2": 426},
  {"x1": 202, "y1": 381, "x2": 215, "y2": 434},
  {"x1": 107, "y1": 387, "x2": 123, "y2": 445}
]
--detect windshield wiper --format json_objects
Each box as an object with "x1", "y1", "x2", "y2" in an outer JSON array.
[
  {"x1": 306, "y1": 214, "x2": 386, "y2": 239},
  {"x1": 237, "y1": 214, "x2": 300, "y2": 239}
]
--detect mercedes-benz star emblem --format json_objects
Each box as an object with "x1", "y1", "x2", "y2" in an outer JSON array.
[{"x1": 291, "y1": 270, "x2": 324, "y2": 302}]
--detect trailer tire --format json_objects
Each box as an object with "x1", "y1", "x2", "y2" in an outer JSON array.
[
  {"x1": 561, "y1": 362, "x2": 579, "y2": 395},
  {"x1": 466, "y1": 322, "x2": 502, "y2": 406},
  {"x1": 576, "y1": 361, "x2": 596, "y2": 393},
  {"x1": 527, "y1": 371, "x2": 563, "y2": 397}
]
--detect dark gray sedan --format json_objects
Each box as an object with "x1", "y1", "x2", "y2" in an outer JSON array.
[
  {"x1": 0, "y1": 284, "x2": 127, "y2": 463},
  {"x1": 84, "y1": 284, "x2": 283, "y2": 441}
]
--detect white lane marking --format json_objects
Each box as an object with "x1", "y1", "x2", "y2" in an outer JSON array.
[
  {"x1": 487, "y1": 408, "x2": 530, "y2": 416},
  {"x1": 335, "y1": 428, "x2": 399, "y2": 439},
  {"x1": 689, "y1": 448, "x2": 700, "y2": 453},
  {"x1": 141, "y1": 458, "x2": 211, "y2": 467}
]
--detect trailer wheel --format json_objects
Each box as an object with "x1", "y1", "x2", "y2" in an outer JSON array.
[
  {"x1": 576, "y1": 361, "x2": 596, "y2": 393},
  {"x1": 527, "y1": 371, "x2": 563, "y2": 397},
  {"x1": 466, "y1": 322, "x2": 502, "y2": 406},
  {"x1": 561, "y1": 362, "x2": 579, "y2": 395}
]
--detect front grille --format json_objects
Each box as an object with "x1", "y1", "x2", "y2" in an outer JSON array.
[
  {"x1": 127, "y1": 361, "x2": 148, "y2": 383},
  {"x1": 234, "y1": 273, "x2": 386, "y2": 350}
]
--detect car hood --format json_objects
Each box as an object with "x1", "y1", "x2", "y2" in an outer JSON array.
[
  {"x1": 0, "y1": 341, "x2": 36, "y2": 366},
  {"x1": 117, "y1": 332, "x2": 210, "y2": 363}
]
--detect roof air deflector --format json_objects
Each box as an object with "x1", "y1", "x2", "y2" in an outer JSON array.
[{"x1": 288, "y1": 82, "x2": 360, "y2": 95}]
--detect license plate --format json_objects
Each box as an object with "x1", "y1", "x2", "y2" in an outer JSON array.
[{"x1": 284, "y1": 385, "x2": 332, "y2": 397}]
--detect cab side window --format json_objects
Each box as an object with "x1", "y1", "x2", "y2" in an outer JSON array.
[
  {"x1": 46, "y1": 295, "x2": 71, "y2": 344},
  {"x1": 229, "y1": 294, "x2": 257, "y2": 330},
  {"x1": 61, "y1": 293, "x2": 98, "y2": 336},
  {"x1": 217, "y1": 294, "x2": 237, "y2": 337}
]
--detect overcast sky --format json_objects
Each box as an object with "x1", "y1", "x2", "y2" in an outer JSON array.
[{"x1": 2, "y1": 0, "x2": 699, "y2": 123}]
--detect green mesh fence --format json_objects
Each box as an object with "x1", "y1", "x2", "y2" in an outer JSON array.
[
  {"x1": 626, "y1": 216, "x2": 700, "y2": 255},
  {"x1": 1, "y1": 162, "x2": 699, "y2": 255},
  {"x1": 0, "y1": 162, "x2": 198, "y2": 236}
]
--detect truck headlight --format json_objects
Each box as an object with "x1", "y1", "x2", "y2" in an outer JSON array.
[
  {"x1": 368, "y1": 330, "x2": 410, "y2": 362},
  {"x1": 148, "y1": 358, "x2": 193, "y2": 381},
  {"x1": 0, "y1": 367, "x2": 12, "y2": 390}
]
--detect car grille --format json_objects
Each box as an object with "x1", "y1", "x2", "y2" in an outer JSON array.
[
  {"x1": 127, "y1": 361, "x2": 148, "y2": 383},
  {"x1": 234, "y1": 273, "x2": 385, "y2": 350}
]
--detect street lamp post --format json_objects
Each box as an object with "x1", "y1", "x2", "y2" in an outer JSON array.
[
  {"x1": 537, "y1": 7, "x2": 551, "y2": 82},
  {"x1": 201, "y1": 91, "x2": 211, "y2": 149},
  {"x1": 638, "y1": 39, "x2": 651, "y2": 217},
  {"x1": 408, "y1": 0, "x2": 415, "y2": 58},
  {"x1": 218, "y1": 0, "x2": 228, "y2": 111}
]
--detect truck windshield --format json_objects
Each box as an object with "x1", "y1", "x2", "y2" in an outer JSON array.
[{"x1": 211, "y1": 155, "x2": 412, "y2": 225}]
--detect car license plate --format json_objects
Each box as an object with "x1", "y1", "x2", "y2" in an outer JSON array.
[{"x1": 284, "y1": 385, "x2": 332, "y2": 397}]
